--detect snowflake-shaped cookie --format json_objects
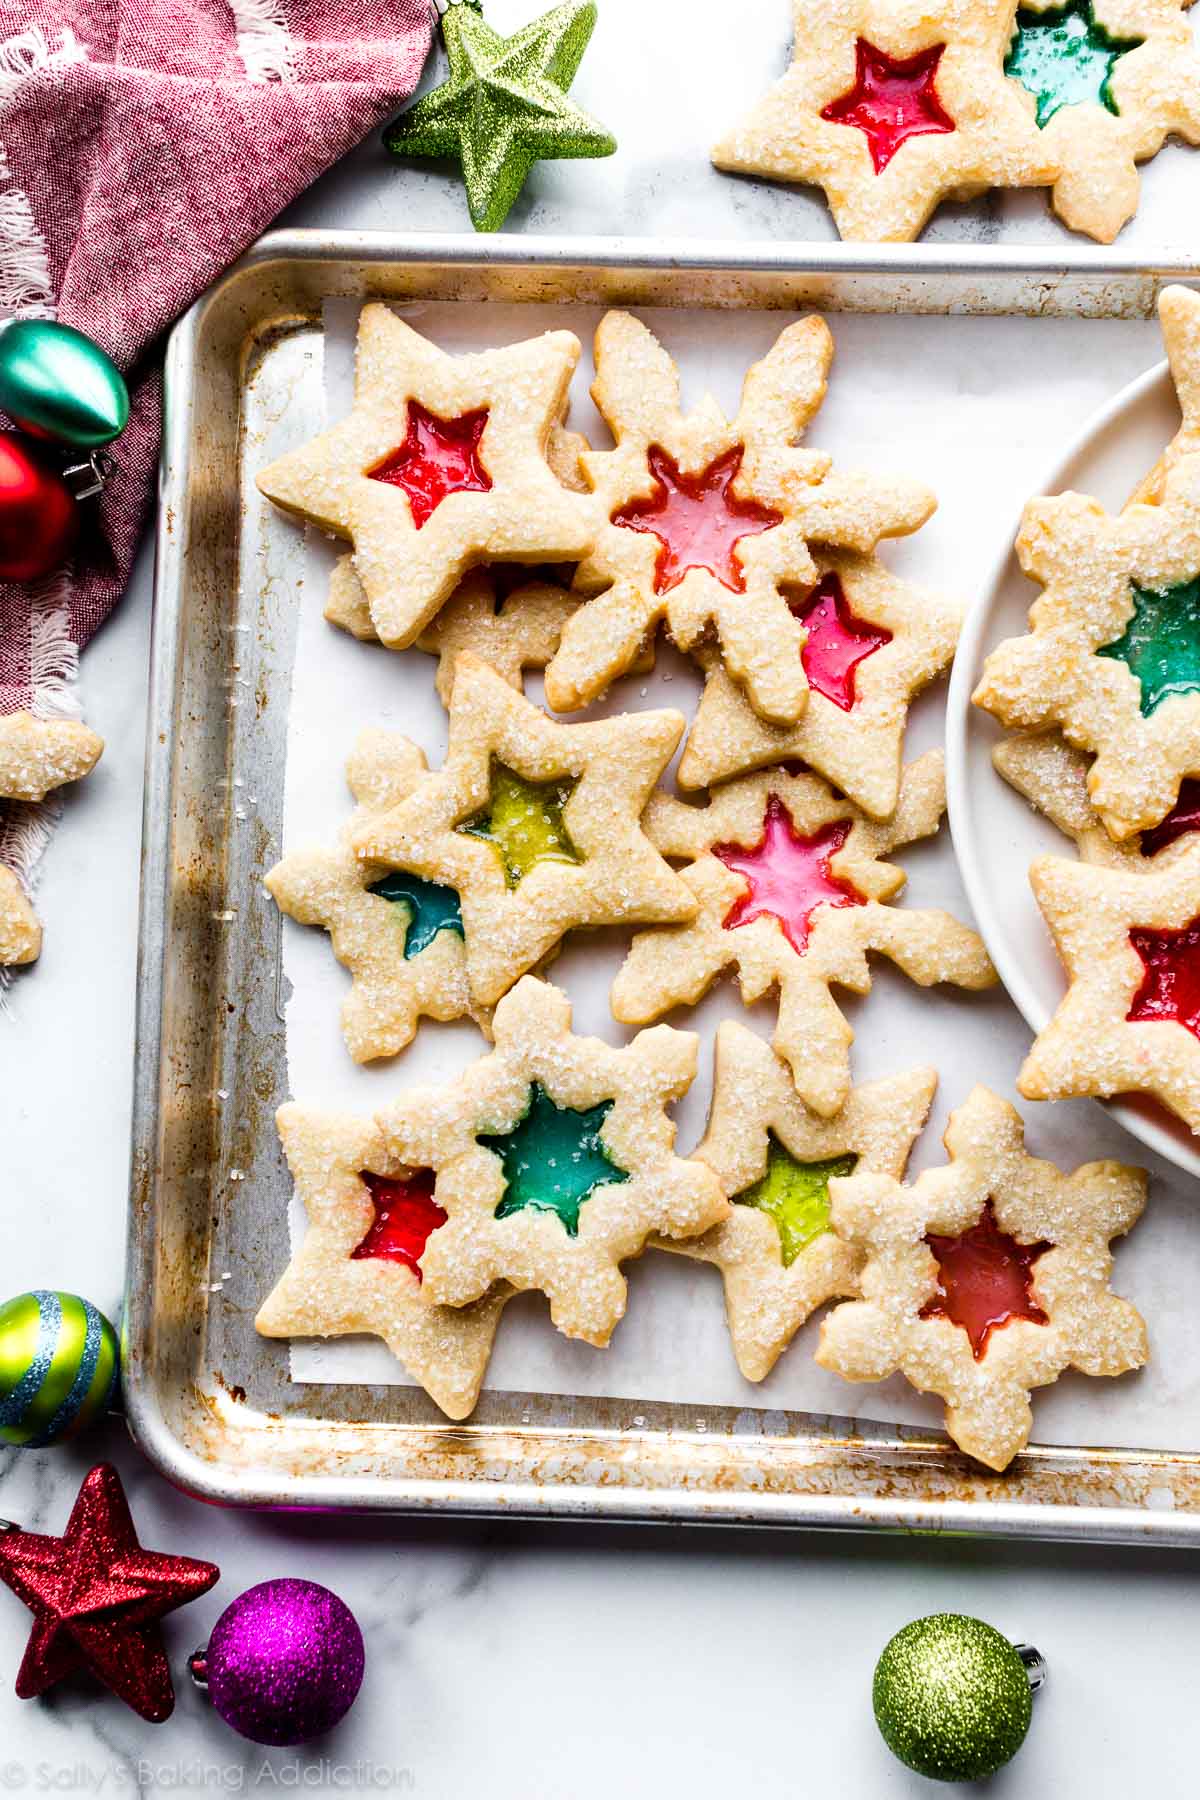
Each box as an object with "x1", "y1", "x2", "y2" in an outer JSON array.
[
  {"x1": 266, "y1": 731, "x2": 477, "y2": 1062},
  {"x1": 611, "y1": 752, "x2": 995, "y2": 1117},
  {"x1": 349, "y1": 652, "x2": 695, "y2": 1008},
  {"x1": 1004, "y1": 0, "x2": 1200, "y2": 243},
  {"x1": 678, "y1": 548, "x2": 962, "y2": 817},
  {"x1": 817, "y1": 1086, "x2": 1148, "y2": 1469},
  {"x1": 0, "y1": 868, "x2": 40, "y2": 967},
  {"x1": 1020, "y1": 837, "x2": 1200, "y2": 1129},
  {"x1": 974, "y1": 453, "x2": 1200, "y2": 839},
  {"x1": 374, "y1": 976, "x2": 728, "y2": 1345},
  {"x1": 256, "y1": 1105, "x2": 509, "y2": 1420},
  {"x1": 658, "y1": 1022, "x2": 937, "y2": 1381},
  {"x1": 994, "y1": 729, "x2": 1200, "y2": 868},
  {"x1": 1132, "y1": 285, "x2": 1200, "y2": 506},
  {"x1": 255, "y1": 304, "x2": 597, "y2": 647},
  {"x1": 0, "y1": 712, "x2": 103, "y2": 803},
  {"x1": 543, "y1": 310, "x2": 935, "y2": 723},
  {"x1": 711, "y1": 0, "x2": 1054, "y2": 241}
]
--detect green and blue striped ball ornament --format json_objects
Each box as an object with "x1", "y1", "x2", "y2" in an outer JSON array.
[{"x1": 0, "y1": 1291, "x2": 119, "y2": 1448}]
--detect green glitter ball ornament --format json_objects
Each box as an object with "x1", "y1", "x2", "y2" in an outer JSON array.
[
  {"x1": 873, "y1": 1613, "x2": 1043, "y2": 1782},
  {"x1": 384, "y1": 0, "x2": 617, "y2": 233},
  {"x1": 0, "y1": 320, "x2": 129, "y2": 449},
  {"x1": 0, "y1": 1290, "x2": 119, "y2": 1448}
]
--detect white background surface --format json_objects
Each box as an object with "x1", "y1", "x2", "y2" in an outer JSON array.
[{"x1": 7, "y1": 0, "x2": 1200, "y2": 1792}]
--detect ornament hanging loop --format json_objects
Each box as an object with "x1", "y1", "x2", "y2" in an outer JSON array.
[
  {"x1": 1016, "y1": 1644, "x2": 1048, "y2": 1692},
  {"x1": 62, "y1": 451, "x2": 114, "y2": 503}
]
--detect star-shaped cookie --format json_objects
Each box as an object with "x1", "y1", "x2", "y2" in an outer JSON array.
[
  {"x1": 677, "y1": 548, "x2": 962, "y2": 817},
  {"x1": 611, "y1": 751, "x2": 995, "y2": 1116},
  {"x1": 0, "y1": 711, "x2": 103, "y2": 803},
  {"x1": 657, "y1": 1022, "x2": 937, "y2": 1381},
  {"x1": 1132, "y1": 285, "x2": 1200, "y2": 506},
  {"x1": 993, "y1": 729, "x2": 1200, "y2": 868},
  {"x1": 349, "y1": 652, "x2": 695, "y2": 1008},
  {"x1": 256, "y1": 304, "x2": 597, "y2": 647},
  {"x1": 711, "y1": 0, "x2": 1055, "y2": 241},
  {"x1": 1004, "y1": 0, "x2": 1200, "y2": 243},
  {"x1": 375, "y1": 975, "x2": 728, "y2": 1345},
  {"x1": 0, "y1": 866, "x2": 41, "y2": 967},
  {"x1": 974, "y1": 452, "x2": 1200, "y2": 839},
  {"x1": 256, "y1": 1105, "x2": 510, "y2": 1420},
  {"x1": 266, "y1": 731, "x2": 478, "y2": 1062},
  {"x1": 1019, "y1": 836, "x2": 1200, "y2": 1130},
  {"x1": 817, "y1": 1086, "x2": 1148, "y2": 1470},
  {"x1": 383, "y1": 0, "x2": 617, "y2": 234},
  {"x1": 544, "y1": 310, "x2": 935, "y2": 723}
]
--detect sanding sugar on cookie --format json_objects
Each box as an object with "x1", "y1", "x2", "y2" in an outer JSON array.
[
  {"x1": 545, "y1": 310, "x2": 935, "y2": 724},
  {"x1": 655, "y1": 1021, "x2": 937, "y2": 1382},
  {"x1": 711, "y1": 0, "x2": 1056, "y2": 242},
  {"x1": 611, "y1": 751, "x2": 995, "y2": 1118},
  {"x1": 678, "y1": 548, "x2": 961, "y2": 818},
  {"x1": 265, "y1": 731, "x2": 479, "y2": 1063},
  {"x1": 374, "y1": 975, "x2": 728, "y2": 1346},
  {"x1": 1020, "y1": 836, "x2": 1200, "y2": 1132},
  {"x1": 255, "y1": 304, "x2": 598, "y2": 648},
  {"x1": 817, "y1": 1086, "x2": 1148, "y2": 1471},
  {"x1": 348, "y1": 651, "x2": 696, "y2": 1010},
  {"x1": 256, "y1": 1105, "x2": 510, "y2": 1421},
  {"x1": 974, "y1": 452, "x2": 1200, "y2": 840}
]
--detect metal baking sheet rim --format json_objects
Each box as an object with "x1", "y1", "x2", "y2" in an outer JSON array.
[{"x1": 128, "y1": 227, "x2": 1200, "y2": 1536}]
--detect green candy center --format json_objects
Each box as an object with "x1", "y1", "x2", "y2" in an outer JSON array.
[
  {"x1": 459, "y1": 761, "x2": 582, "y2": 890},
  {"x1": 735, "y1": 1136, "x2": 857, "y2": 1267},
  {"x1": 479, "y1": 1082, "x2": 629, "y2": 1236},
  {"x1": 368, "y1": 870, "x2": 464, "y2": 960},
  {"x1": 1005, "y1": 0, "x2": 1140, "y2": 126},
  {"x1": 1098, "y1": 577, "x2": 1200, "y2": 717}
]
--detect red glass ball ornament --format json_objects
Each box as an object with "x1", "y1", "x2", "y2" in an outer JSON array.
[{"x1": 0, "y1": 435, "x2": 78, "y2": 581}]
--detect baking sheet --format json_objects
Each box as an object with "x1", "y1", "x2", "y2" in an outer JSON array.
[{"x1": 273, "y1": 296, "x2": 1200, "y2": 1450}]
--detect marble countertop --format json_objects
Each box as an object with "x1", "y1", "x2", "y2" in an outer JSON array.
[{"x1": 7, "y1": 0, "x2": 1200, "y2": 1791}]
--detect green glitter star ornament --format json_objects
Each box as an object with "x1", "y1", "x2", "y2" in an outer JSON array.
[
  {"x1": 384, "y1": 0, "x2": 617, "y2": 233},
  {"x1": 873, "y1": 1615, "x2": 1046, "y2": 1782}
]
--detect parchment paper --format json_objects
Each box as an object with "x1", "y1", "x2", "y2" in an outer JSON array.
[{"x1": 278, "y1": 297, "x2": 1200, "y2": 1452}]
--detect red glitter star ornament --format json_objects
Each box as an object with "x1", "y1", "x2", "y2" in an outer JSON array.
[
  {"x1": 821, "y1": 40, "x2": 955, "y2": 175},
  {"x1": 0, "y1": 1463, "x2": 219, "y2": 1722},
  {"x1": 714, "y1": 800, "x2": 864, "y2": 953}
]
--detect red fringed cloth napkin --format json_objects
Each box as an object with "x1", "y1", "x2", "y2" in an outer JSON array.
[{"x1": 0, "y1": 0, "x2": 434, "y2": 905}]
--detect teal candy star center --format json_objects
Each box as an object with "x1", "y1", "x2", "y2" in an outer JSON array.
[
  {"x1": 1005, "y1": 0, "x2": 1141, "y2": 127},
  {"x1": 479, "y1": 1082, "x2": 629, "y2": 1236},
  {"x1": 1098, "y1": 577, "x2": 1200, "y2": 718},
  {"x1": 383, "y1": 1, "x2": 617, "y2": 234},
  {"x1": 369, "y1": 871, "x2": 464, "y2": 960},
  {"x1": 735, "y1": 1136, "x2": 857, "y2": 1267}
]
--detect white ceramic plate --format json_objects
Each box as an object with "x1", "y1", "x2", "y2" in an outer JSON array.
[{"x1": 945, "y1": 355, "x2": 1200, "y2": 1180}]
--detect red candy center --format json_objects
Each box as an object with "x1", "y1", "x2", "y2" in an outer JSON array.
[
  {"x1": 821, "y1": 40, "x2": 955, "y2": 175},
  {"x1": 713, "y1": 798, "x2": 864, "y2": 954},
  {"x1": 794, "y1": 575, "x2": 892, "y2": 712},
  {"x1": 1140, "y1": 782, "x2": 1200, "y2": 857},
  {"x1": 351, "y1": 1170, "x2": 447, "y2": 1280},
  {"x1": 611, "y1": 445, "x2": 782, "y2": 596},
  {"x1": 1127, "y1": 917, "x2": 1200, "y2": 1040},
  {"x1": 921, "y1": 1201, "x2": 1050, "y2": 1361},
  {"x1": 369, "y1": 402, "x2": 492, "y2": 529}
]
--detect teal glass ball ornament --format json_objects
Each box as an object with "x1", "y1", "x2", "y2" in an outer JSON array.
[
  {"x1": 0, "y1": 1291, "x2": 119, "y2": 1448},
  {"x1": 0, "y1": 320, "x2": 129, "y2": 449},
  {"x1": 873, "y1": 1613, "x2": 1043, "y2": 1782}
]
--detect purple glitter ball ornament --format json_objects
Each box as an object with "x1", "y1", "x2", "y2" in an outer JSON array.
[{"x1": 192, "y1": 1579, "x2": 365, "y2": 1746}]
